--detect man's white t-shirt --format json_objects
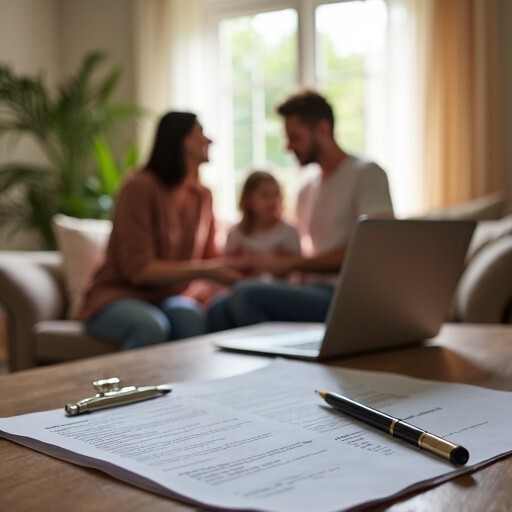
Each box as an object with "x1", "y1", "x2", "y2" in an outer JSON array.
[{"x1": 296, "y1": 155, "x2": 393, "y2": 281}]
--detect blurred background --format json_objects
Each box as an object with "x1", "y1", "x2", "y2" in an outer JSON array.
[{"x1": 1, "y1": 0, "x2": 511, "y2": 248}]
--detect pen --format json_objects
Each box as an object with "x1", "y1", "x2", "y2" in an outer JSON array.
[
  {"x1": 65, "y1": 377, "x2": 171, "y2": 416},
  {"x1": 315, "y1": 389, "x2": 469, "y2": 465}
]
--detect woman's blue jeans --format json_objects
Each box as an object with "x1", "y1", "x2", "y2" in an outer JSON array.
[
  {"x1": 207, "y1": 278, "x2": 335, "y2": 332},
  {"x1": 85, "y1": 296, "x2": 207, "y2": 350}
]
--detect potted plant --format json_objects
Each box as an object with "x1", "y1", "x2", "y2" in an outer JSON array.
[{"x1": 0, "y1": 50, "x2": 143, "y2": 249}]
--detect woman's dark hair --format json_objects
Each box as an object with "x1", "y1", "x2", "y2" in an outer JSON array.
[{"x1": 146, "y1": 111, "x2": 197, "y2": 187}]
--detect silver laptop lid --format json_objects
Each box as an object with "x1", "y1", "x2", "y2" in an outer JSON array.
[{"x1": 318, "y1": 217, "x2": 476, "y2": 358}]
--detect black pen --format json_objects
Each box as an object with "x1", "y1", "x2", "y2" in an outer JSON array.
[{"x1": 316, "y1": 389, "x2": 469, "y2": 465}]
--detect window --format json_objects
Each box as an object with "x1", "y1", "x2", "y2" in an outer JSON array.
[
  {"x1": 315, "y1": 1, "x2": 387, "y2": 155},
  {"x1": 202, "y1": 0, "x2": 388, "y2": 221}
]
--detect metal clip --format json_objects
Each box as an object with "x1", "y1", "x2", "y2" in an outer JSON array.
[{"x1": 65, "y1": 377, "x2": 171, "y2": 416}]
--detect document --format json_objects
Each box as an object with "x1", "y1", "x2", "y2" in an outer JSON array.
[{"x1": 1, "y1": 359, "x2": 512, "y2": 512}]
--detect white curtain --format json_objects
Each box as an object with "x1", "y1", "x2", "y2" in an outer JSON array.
[
  {"x1": 371, "y1": 0, "x2": 432, "y2": 217},
  {"x1": 133, "y1": 0, "x2": 205, "y2": 157}
]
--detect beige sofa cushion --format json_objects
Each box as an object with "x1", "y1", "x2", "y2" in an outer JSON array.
[
  {"x1": 52, "y1": 214, "x2": 112, "y2": 319},
  {"x1": 34, "y1": 320, "x2": 116, "y2": 362},
  {"x1": 417, "y1": 191, "x2": 505, "y2": 221},
  {"x1": 455, "y1": 236, "x2": 512, "y2": 322},
  {"x1": 466, "y1": 214, "x2": 512, "y2": 262}
]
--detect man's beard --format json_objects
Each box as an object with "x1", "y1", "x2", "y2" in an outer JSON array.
[{"x1": 297, "y1": 138, "x2": 322, "y2": 166}]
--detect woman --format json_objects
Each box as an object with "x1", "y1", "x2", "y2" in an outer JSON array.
[{"x1": 79, "y1": 112, "x2": 241, "y2": 349}]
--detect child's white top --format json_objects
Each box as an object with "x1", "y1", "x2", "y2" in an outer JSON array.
[{"x1": 224, "y1": 220, "x2": 301, "y2": 256}]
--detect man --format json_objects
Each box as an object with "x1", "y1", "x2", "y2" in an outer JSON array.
[{"x1": 208, "y1": 90, "x2": 394, "y2": 330}]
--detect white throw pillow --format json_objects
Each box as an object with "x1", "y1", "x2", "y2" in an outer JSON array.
[{"x1": 52, "y1": 214, "x2": 112, "y2": 319}]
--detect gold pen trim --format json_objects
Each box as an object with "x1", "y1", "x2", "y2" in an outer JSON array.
[{"x1": 418, "y1": 432, "x2": 454, "y2": 461}]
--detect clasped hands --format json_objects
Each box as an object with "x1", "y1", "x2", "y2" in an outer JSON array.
[
  {"x1": 220, "y1": 253, "x2": 299, "y2": 282},
  {"x1": 192, "y1": 253, "x2": 299, "y2": 305}
]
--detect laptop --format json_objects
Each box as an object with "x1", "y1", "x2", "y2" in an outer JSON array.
[{"x1": 214, "y1": 217, "x2": 476, "y2": 360}]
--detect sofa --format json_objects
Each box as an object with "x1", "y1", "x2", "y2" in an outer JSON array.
[
  {"x1": 0, "y1": 251, "x2": 117, "y2": 371},
  {"x1": 1, "y1": 196, "x2": 512, "y2": 372}
]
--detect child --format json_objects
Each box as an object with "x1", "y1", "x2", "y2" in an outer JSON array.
[
  {"x1": 191, "y1": 171, "x2": 301, "y2": 303},
  {"x1": 225, "y1": 170, "x2": 301, "y2": 261}
]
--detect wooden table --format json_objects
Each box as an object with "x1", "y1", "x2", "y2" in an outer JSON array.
[{"x1": 1, "y1": 323, "x2": 512, "y2": 512}]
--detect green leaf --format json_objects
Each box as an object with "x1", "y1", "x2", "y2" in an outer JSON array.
[
  {"x1": 122, "y1": 141, "x2": 139, "y2": 170},
  {"x1": 0, "y1": 163, "x2": 55, "y2": 193},
  {"x1": 95, "y1": 68, "x2": 122, "y2": 105},
  {"x1": 92, "y1": 135, "x2": 118, "y2": 196}
]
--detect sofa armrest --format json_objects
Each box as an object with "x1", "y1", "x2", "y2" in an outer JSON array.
[
  {"x1": 454, "y1": 236, "x2": 512, "y2": 323},
  {"x1": 0, "y1": 251, "x2": 67, "y2": 370}
]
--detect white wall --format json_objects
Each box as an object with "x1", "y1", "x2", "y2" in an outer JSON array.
[
  {"x1": 58, "y1": 0, "x2": 136, "y2": 103},
  {"x1": 0, "y1": 0, "x2": 60, "y2": 78}
]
